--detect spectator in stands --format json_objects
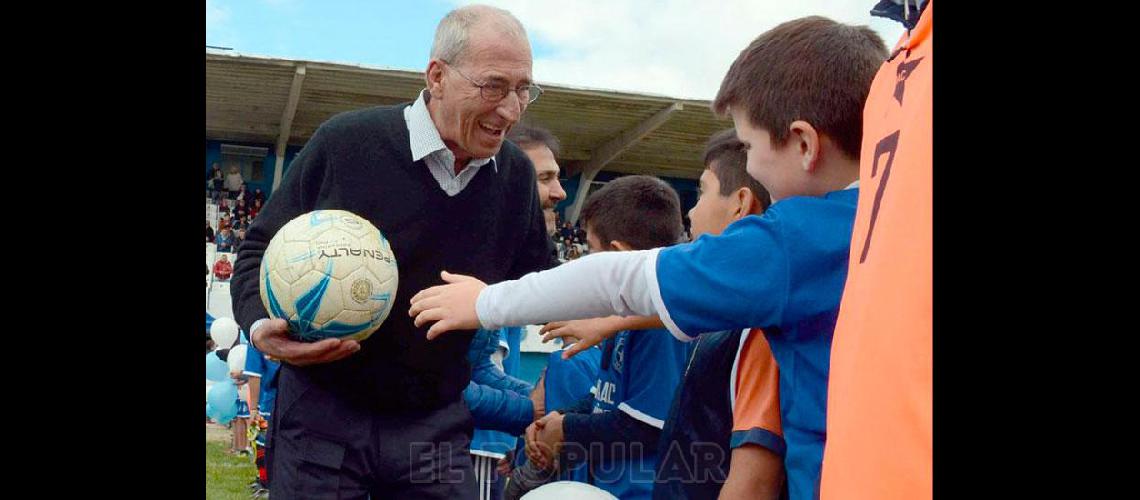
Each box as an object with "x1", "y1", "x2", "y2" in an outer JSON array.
[
  {"x1": 561, "y1": 237, "x2": 575, "y2": 260},
  {"x1": 213, "y1": 254, "x2": 233, "y2": 281},
  {"x1": 219, "y1": 197, "x2": 230, "y2": 214},
  {"x1": 225, "y1": 165, "x2": 244, "y2": 195},
  {"x1": 235, "y1": 199, "x2": 248, "y2": 221},
  {"x1": 253, "y1": 188, "x2": 265, "y2": 206},
  {"x1": 235, "y1": 228, "x2": 246, "y2": 250},
  {"x1": 210, "y1": 163, "x2": 224, "y2": 199},
  {"x1": 216, "y1": 228, "x2": 235, "y2": 253},
  {"x1": 206, "y1": 220, "x2": 215, "y2": 243},
  {"x1": 574, "y1": 238, "x2": 588, "y2": 257},
  {"x1": 250, "y1": 199, "x2": 262, "y2": 220},
  {"x1": 559, "y1": 222, "x2": 573, "y2": 241},
  {"x1": 218, "y1": 212, "x2": 232, "y2": 232},
  {"x1": 235, "y1": 184, "x2": 249, "y2": 206}
]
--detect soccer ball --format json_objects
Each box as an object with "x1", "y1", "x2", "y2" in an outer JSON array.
[
  {"x1": 259, "y1": 210, "x2": 398, "y2": 343},
  {"x1": 521, "y1": 482, "x2": 617, "y2": 499}
]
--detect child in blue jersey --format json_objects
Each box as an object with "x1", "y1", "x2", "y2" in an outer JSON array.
[
  {"x1": 243, "y1": 341, "x2": 280, "y2": 496},
  {"x1": 409, "y1": 17, "x2": 889, "y2": 500},
  {"x1": 504, "y1": 344, "x2": 602, "y2": 500},
  {"x1": 522, "y1": 175, "x2": 693, "y2": 500}
]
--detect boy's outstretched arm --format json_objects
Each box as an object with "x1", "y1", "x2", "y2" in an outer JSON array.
[
  {"x1": 410, "y1": 250, "x2": 661, "y2": 340},
  {"x1": 413, "y1": 216, "x2": 793, "y2": 342}
]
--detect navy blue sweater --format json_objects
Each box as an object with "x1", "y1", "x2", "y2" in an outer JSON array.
[{"x1": 231, "y1": 103, "x2": 554, "y2": 411}]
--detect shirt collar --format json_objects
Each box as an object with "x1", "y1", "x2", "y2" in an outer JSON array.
[{"x1": 404, "y1": 90, "x2": 497, "y2": 172}]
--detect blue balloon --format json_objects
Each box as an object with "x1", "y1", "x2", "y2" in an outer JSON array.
[
  {"x1": 206, "y1": 352, "x2": 229, "y2": 382},
  {"x1": 207, "y1": 380, "x2": 240, "y2": 425}
]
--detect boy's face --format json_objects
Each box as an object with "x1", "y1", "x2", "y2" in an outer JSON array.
[
  {"x1": 688, "y1": 166, "x2": 738, "y2": 239},
  {"x1": 731, "y1": 109, "x2": 803, "y2": 203}
]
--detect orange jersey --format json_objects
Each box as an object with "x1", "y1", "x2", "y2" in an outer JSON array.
[
  {"x1": 731, "y1": 328, "x2": 783, "y2": 445},
  {"x1": 820, "y1": 2, "x2": 932, "y2": 499}
]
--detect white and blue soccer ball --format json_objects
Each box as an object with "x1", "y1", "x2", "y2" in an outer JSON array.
[{"x1": 259, "y1": 210, "x2": 398, "y2": 343}]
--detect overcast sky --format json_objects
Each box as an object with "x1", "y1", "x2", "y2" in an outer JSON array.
[{"x1": 207, "y1": 0, "x2": 905, "y2": 100}]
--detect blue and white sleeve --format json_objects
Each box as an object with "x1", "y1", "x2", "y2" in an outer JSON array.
[{"x1": 653, "y1": 216, "x2": 790, "y2": 341}]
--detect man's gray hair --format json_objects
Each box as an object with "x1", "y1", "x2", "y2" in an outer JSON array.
[{"x1": 431, "y1": 4, "x2": 528, "y2": 66}]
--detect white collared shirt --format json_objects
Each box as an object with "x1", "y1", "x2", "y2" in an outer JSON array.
[{"x1": 403, "y1": 90, "x2": 497, "y2": 196}]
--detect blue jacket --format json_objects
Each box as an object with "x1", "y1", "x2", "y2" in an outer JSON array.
[{"x1": 465, "y1": 328, "x2": 535, "y2": 445}]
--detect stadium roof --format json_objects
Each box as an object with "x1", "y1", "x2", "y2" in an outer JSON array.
[{"x1": 206, "y1": 49, "x2": 732, "y2": 182}]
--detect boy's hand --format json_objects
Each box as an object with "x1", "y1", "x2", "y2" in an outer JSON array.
[
  {"x1": 524, "y1": 420, "x2": 550, "y2": 470},
  {"x1": 408, "y1": 271, "x2": 487, "y2": 339},
  {"x1": 496, "y1": 451, "x2": 514, "y2": 476},
  {"x1": 542, "y1": 316, "x2": 665, "y2": 359},
  {"x1": 540, "y1": 317, "x2": 623, "y2": 359},
  {"x1": 529, "y1": 373, "x2": 546, "y2": 421},
  {"x1": 533, "y1": 411, "x2": 565, "y2": 468}
]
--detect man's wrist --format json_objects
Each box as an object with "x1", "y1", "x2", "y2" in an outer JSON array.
[{"x1": 248, "y1": 318, "x2": 270, "y2": 350}]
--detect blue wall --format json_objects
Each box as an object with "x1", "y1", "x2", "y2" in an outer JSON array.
[{"x1": 205, "y1": 140, "x2": 305, "y2": 199}]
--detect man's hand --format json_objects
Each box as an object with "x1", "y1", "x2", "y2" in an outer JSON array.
[
  {"x1": 251, "y1": 318, "x2": 361, "y2": 367},
  {"x1": 408, "y1": 271, "x2": 487, "y2": 339},
  {"x1": 532, "y1": 411, "x2": 565, "y2": 470}
]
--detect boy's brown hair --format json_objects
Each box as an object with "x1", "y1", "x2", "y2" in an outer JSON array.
[
  {"x1": 703, "y1": 129, "x2": 772, "y2": 211},
  {"x1": 712, "y1": 16, "x2": 887, "y2": 160},
  {"x1": 580, "y1": 175, "x2": 683, "y2": 251}
]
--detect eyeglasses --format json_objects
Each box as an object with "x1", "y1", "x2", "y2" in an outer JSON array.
[{"x1": 443, "y1": 61, "x2": 543, "y2": 105}]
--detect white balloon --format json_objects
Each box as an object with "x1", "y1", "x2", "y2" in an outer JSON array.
[
  {"x1": 521, "y1": 481, "x2": 617, "y2": 500},
  {"x1": 210, "y1": 317, "x2": 240, "y2": 349},
  {"x1": 228, "y1": 344, "x2": 248, "y2": 373}
]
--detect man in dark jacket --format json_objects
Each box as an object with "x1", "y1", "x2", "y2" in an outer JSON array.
[{"x1": 229, "y1": 5, "x2": 554, "y2": 499}]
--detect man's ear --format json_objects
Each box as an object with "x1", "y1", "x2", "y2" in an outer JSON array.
[
  {"x1": 789, "y1": 120, "x2": 821, "y2": 173},
  {"x1": 425, "y1": 60, "x2": 446, "y2": 99}
]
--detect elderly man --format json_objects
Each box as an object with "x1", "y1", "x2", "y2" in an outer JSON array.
[{"x1": 230, "y1": 5, "x2": 553, "y2": 499}]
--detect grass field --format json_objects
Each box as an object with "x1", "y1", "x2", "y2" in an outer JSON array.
[{"x1": 206, "y1": 424, "x2": 258, "y2": 499}]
